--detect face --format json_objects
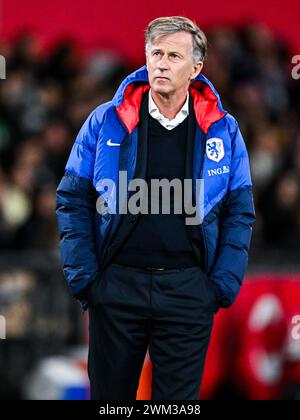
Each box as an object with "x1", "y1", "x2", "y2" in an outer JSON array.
[{"x1": 146, "y1": 31, "x2": 203, "y2": 96}]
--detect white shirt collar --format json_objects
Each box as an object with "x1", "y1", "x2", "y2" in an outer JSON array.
[{"x1": 148, "y1": 89, "x2": 189, "y2": 130}]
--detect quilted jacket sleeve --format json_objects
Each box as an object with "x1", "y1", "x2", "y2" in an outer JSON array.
[
  {"x1": 208, "y1": 117, "x2": 256, "y2": 308},
  {"x1": 56, "y1": 109, "x2": 100, "y2": 309}
]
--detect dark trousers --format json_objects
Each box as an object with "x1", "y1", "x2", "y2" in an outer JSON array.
[{"x1": 87, "y1": 263, "x2": 219, "y2": 400}]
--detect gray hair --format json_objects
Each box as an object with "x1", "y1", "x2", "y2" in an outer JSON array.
[{"x1": 145, "y1": 16, "x2": 207, "y2": 63}]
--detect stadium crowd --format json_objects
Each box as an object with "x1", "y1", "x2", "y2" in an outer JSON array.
[{"x1": 0, "y1": 23, "x2": 299, "y2": 255}]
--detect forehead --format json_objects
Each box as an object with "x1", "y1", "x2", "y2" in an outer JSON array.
[{"x1": 151, "y1": 31, "x2": 193, "y2": 54}]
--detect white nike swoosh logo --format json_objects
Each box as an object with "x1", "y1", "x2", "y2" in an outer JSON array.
[{"x1": 107, "y1": 139, "x2": 121, "y2": 146}]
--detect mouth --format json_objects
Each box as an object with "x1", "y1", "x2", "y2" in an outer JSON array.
[{"x1": 155, "y1": 76, "x2": 169, "y2": 80}]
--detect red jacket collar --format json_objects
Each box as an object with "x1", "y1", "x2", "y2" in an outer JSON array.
[{"x1": 116, "y1": 81, "x2": 225, "y2": 134}]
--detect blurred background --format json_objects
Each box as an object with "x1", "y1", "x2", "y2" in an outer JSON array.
[{"x1": 0, "y1": 0, "x2": 300, "y2": 400}]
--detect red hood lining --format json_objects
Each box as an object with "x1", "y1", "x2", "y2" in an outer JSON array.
[{"x1": 116, "y1": 81, "x2": 225, "y2": 134}]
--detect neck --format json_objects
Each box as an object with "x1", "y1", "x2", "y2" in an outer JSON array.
[{"x1": 151, "y1": 89, "x2": 188, "y2": 120}]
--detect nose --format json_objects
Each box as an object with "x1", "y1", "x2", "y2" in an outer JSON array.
[{"x1": 156, "y1": 54, "x2": 169, "y2": 71}]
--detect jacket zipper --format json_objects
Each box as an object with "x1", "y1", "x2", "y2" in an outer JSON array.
[
  {"x1": 198, "y1": 115, "x2": 227, "y2": 274},
  {"x1": 100, "y1": 107, "x2": 129, "y2": 268},
  {"x1": 198, "y1": 130, "x2": 208, "y2": 273}
]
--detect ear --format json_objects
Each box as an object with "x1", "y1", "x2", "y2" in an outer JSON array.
[{"x1": 191, "y1": 61, "x2": 203, "y2": 80}]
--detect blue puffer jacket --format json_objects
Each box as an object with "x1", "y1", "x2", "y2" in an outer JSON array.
[{"x1": 56, "y1": 65, "x2": 256, "y2": 308}]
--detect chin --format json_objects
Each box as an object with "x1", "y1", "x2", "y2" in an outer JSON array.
[{"x1": 151, "y1": 82, "x2": 172, "y2": 95}]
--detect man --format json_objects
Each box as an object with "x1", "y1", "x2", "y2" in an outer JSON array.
[{"x1": 56, "y1": 16, "x2": 256, "y2": 400}]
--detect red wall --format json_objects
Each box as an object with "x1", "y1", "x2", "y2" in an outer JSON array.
[{"x1": 1, "y1": 0, "x2": 300, "y2": 64}]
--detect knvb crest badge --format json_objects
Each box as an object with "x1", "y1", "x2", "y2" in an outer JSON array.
[{"x1": 206, "y1": 138, "x2": 225, "y2": 163}]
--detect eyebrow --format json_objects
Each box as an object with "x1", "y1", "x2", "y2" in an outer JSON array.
[{"x1": 152, "y1": 48, "x2": 183, "y2": 57}]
